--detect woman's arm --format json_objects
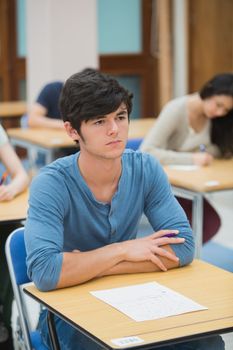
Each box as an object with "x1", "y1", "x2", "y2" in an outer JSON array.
[
  {"x1": 140, "y1": 98, "x2": 195, "y2": 165},
  {"x1": 0, "y1": 142, "x2": 29, "y2": 201}
]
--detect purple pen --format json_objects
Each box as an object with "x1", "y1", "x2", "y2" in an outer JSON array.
[{"x1": 163, "y1": 233, "x2": 177, "y2": 238}]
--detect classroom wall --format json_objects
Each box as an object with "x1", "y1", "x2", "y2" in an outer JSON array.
[
  {"x1": 172, "y1": 0, "x2": 188, "y2": 97},
  {"x1": 26, "y1": 0, "x2": 98, "y2": 104}
]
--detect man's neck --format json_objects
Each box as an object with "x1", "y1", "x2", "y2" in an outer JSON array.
[{"x1": 78, "y1": 153, "x2": 121, "y2": 188}]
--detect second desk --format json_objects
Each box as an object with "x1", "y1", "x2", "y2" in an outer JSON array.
[{"x1": 164, "y1": 159, "x2": 233, "y2": 257}]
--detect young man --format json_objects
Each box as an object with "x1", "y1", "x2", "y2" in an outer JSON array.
[{"x1": 25, "y1": 69, "x2": 212, "y2": 349}]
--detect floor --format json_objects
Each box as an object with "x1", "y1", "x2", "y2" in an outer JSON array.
[
  {"x1": 11, "y1": 190, "x2": 233, "y2": 349},
  {"x1": 204, "y1": 191, "x2": 233, "y2": 349},
  {"x1": 207, "y1": 190, "x2": 233, "y2": 248}
]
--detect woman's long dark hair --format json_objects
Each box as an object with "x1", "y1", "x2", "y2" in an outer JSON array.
[
  {"x1": 199, "y1": 73, "x2": 233, "y2": 157},
  {"x1": 211, "y1": 110, "x2": 233, "y2": 157}
]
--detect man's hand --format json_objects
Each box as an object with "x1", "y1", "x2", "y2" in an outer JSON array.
[
  {"x1": 120, "y1": 230, "x2": 184, "y2": 271},
  {"x1": 60, "y1": 230, "x2": 185, "y2": 288}
]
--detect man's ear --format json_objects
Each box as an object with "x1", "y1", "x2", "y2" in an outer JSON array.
[{"x1": 64, "y1": 121, "x2": 80, "y2": 141}]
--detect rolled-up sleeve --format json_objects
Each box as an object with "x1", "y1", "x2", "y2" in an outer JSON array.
[
  {"x1": 25, "y1": 173, "x2": 67, "y2": 291},
  {"x1": 143, "y1": 156, "x2": 195, "y2": 266}
]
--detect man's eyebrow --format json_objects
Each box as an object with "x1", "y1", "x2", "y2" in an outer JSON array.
[
  {"x1": 91, "y1": 115, "x2": 106, "y2": 120},
  {"x1": 92, "y1": 109, "x2": 128, "y2": 120},
  {"x1": 117, "y1": 109, "x2": 128, "y2": 115}
]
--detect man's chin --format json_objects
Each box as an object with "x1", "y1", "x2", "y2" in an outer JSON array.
[{"x1": 105, "y1": 148, "x2": 125, "y2": 159}]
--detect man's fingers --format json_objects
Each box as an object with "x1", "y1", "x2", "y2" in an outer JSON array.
[
  {"x1": 150, "y1": 254, "x2": 167, "y2": 271},
  {"x1": 153, "y1": 237, "x2": 185, "y2": 246},
  {"x1": 152, "y1": 246, "x2": 180, "y2": 262}
]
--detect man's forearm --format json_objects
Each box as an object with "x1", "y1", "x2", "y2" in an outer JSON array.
[
  {"x1": 56, "y1": 234, "x2": 183, "y2": 289},
  {"x1": 100, "y1": 245, "x2": 180, "y2": 276},
  {"x1": 56, "y1": 242, "x2": 126, "y2": 289}
]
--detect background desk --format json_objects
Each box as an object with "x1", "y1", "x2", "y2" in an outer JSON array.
[
  {"x1": 0, "y1": 189, "x2": 28, "y2": 224},
  {"x1": 128, "y1": 118, "x2": 154, "y2": 138},
  {"x1": 0, "y1": 101, "x2": 27, "y2": 130},
  {"x1": 0, "y1": 101, "x2": 27, "y2": 118},
  {"x1": 8, "y1": 128, "x2": 74, "y2": 166},
  {"x1": 8, "y1": 118, "x2": 155, "y2": 168},
  {"x1": 24, "y1": 260, "x2": 233, "y2": 350},
  {"x1": 164, "y1": 159, "x2": 233, "y2": 257}
]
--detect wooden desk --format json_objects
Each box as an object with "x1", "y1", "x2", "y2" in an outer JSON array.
[
  {"x1": 8, "y1": 118, "x2": 155, "y2": 167},
  {"x1": 128, "y1": 118, "x2": 155, "y2": 139},
  {"x1": 24, "y1": 260, "x2": 233, "y2": 350},
  {"x1": 0, "y1": 189, "x2": 28, "y2": 224},
  {"x1": 8, "y1": 128, "x2": 74, "y2": 167},
  {"x1": 0, "y1": 101, "x2": 27, "y2": 118},
  {"x1": 164, "y1": 159, "x2": 233, "y2": 257}
]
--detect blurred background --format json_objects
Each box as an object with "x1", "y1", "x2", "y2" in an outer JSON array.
[{"x1": 0, "y1": 0, "x2": 232, "y2": 126}]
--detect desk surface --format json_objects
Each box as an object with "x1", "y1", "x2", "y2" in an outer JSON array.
[
  {"x1": 128, "y1": 118, "x2": 155, "y2": 139},
  {"x1": 8, "y1": 127, "x2": 73, "y2": 149},
  {"x1": 0, "y1": 101, "x2": 27, "y2": 118},
  {"x1": 164, "y1": 159, "x2": 233, "y2": 192},
  {"x1": 7, "y1": 118, "x2": 155, "y2": 149},
  {"x1": 0, "y1": 190, "x2": 28, "y2": 223},
  {"x1": 24, "y1": 260, "x2": 233, "y2": 349}
]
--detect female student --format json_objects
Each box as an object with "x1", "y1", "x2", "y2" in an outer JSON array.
[
  {"x1": 0, "y1": 123, "x2": 29, "y2": 349},
  {"x1": 0, "y1": 124, "x2": 29, "y2": 201},
  {"x1": 140, "y1": 73, "x2": 233, "y2": 243}
]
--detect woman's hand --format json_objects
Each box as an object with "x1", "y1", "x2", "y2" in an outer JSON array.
[
  {"x1": 0, "y1": 184, "x2": 16, "y2": 201},
  {"x1": 193, "y1": 152, "x2": 213, "y2": 166}
]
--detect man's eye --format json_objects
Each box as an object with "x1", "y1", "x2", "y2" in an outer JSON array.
[
  {"x1": 94, "y1": 120, "x2": 104, "y2": 125},
  {"x1": 118, "y1": 115, "x2": 127, "y2": 120}
]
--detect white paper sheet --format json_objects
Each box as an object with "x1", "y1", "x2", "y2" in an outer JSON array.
[
  {"x1": 168, "y1": 165, "x2": 200, "y2": 171},
  {"x1": 90, "y1": 282, "x2": 207, "y2": 322}
]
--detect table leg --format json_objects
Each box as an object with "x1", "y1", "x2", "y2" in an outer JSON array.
[
  {"x1": 192, "y1": 193, "x2": 203, "y2": 258},
  {"x1": 47, "y1": 311, "x2": 61, "y2": 350},
  {"x1": 45, "y1": 150, "x2": 54, "y2": 164}
]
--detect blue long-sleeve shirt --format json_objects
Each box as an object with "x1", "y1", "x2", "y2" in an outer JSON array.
[{"x1": 25, "y1": 150, "x2": 194, "y2": 291}]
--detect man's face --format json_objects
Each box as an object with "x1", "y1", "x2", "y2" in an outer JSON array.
[{"x1": 77, "y1": 103, "x2": 129, "y2": 160}]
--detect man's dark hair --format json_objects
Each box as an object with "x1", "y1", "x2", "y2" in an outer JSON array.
[
  {"x1": 59, "y1": 68, "x2": 133, "y2": 134},
  {"x1": 199, "y1": 73, "x2": 233, "y2": 100}
]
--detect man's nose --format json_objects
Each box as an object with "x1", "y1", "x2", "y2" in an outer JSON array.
[{"x1": 107, "y1": 120, "x2": 118, "y2": 134}]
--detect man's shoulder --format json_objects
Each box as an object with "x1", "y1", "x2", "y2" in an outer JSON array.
[
  {"x1": 123, "y1": 149, "x2": 160, "y2": 170},
  {"x1": 40, "y1": 81, "x2": 63, "y2": 94},
  {"x1": 36, "y1": 81, "x2": 63, "y2": 101},
  {"x1": 31, "y1": 154, "x2": 76, "y2": 189}
]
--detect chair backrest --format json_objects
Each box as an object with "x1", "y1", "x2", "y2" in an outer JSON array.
[
  {"x1": 126, "y1": 137, "x2": 143, "y2": 151},
  {"x1": 5, "y1": 227, "x2": 34, "y2": 350}
]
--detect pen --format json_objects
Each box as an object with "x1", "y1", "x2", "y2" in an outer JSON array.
[
  {"x1": 199, "y1": 144, "x2": 206, "y2": 152},
  {"x1": 0, "y1": 171, "x2": 8, "y2": 186},
  {"x1": 163, "y1": 233, "x2": 177, "y2": 238}
]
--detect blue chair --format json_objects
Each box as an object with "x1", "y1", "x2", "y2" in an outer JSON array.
[
  {"x1": 126, "y1": 137, "x2": 143, "y2": 150},
  {"x1": 201, "y1": 241, "x2": 233, "y2": 273},
  {"x1": 5, "y1": 227, "x2": 47, "y2": 350},
  {"x1": 20, "y1": 114, "x2": 29, "y2": 128}
]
